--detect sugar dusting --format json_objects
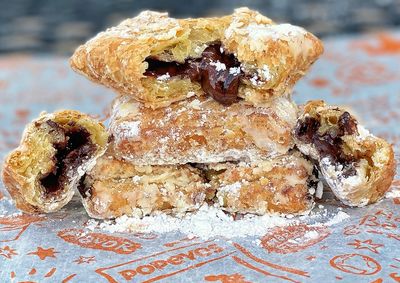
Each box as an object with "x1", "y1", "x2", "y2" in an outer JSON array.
[
  {"x1": 241, "y1": 23, "x2": 306, "y2": 43},
  {"x1": 156, "y1": 73, "x2": 170, "y2": 81},
  {"x1": 356, "y1": 125, "x2": 372, "y2": 141},
  {"x1": 210, "y1": 61, "x2": 227, "y2": 71},
  {"x1": 85, "y1": 204, "x2": 350, "y2": 240},
  {"x1": 115, "y1": 121, "x2": 141, "y2": 140},
  {"x1": 386, "y1": 187, "x2": 400, "y2": 199},
  {"x1": 320, "y1": 211, "x2": 350, "y2": 226},
  {"x1": 110, "y1": 95, "x2": 296, "y2": 165},
  {"x1": 320, "y1": 157, "x2": 373, "y2": 207},
  {"x1": 229, "y1": 67, "x2": 241, "y2": 75}
]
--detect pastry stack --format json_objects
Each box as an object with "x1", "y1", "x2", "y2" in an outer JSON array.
[
  {"x1": 71, "y1": 8, "x2": 323, "y2": 219},
  {"x1": 2, "y1": 8, "x2": 395, "y2": 219}
]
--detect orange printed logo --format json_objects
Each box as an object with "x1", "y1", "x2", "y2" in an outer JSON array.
[
  {"x1": 205, "y1": 273, "x2": 252, "y2": 283},
  {"x1": 352, "y1": 33, "x2": 400, "y2": 55},
  {"x1": 360, "y1": 211, "x2": 398, "y2": 230},
  {"x1": 309, "y1": 77, "x2": 329, "y2": 88},
  {"x1": 231, "y1": 243, "x2": 309, "y2": 282},
  {"x1": 343, "y1": 224, "x2": 361, "y2": 236},
  {"x1": 95, "y1": 241, "x2": 234, "y2": 283},
  {"x1": 336, "y1": 61, "x2": 396, "y2": 85},
  {"x1": 390, "y1": 272, "x2": 400, "y2": 282},
  {"x1": 351, "y1": 210, "x2": 400, "y2": 243},
  {"x1": 0, "y1": 214, "x2": 46, "y2": 242},
  {"x1": 347, "y1": 239, "x2": 383, "y2": 254},
  {"x1": 57, "y1": 229, "x2": 141, "y2": 254},
  {"x1": 28, "y1": 246, "x2": 58, "y2": 260},
  {"x1": 163, "y1": 236, "x2": 198, "y2": 247},
  {"x1": 330, "y1": 253, "x2": 381, "y2": 275},
  {"x1": 261, "y1": 224, "x2": 331, "y2": 254},
  {"x1": 0, "y1": 245, "x2": 18, "y2": 259}
]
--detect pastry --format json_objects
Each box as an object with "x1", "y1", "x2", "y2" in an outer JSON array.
[
  {"x1": 293, "y1": 100, "x2": 396, "y2": 207},
  {"x1": 78, "y1": 149, "x2": 213, "y2": 219},
  {"x1": 1, "y1": 110, "x2": 108, "y2": 213},
  {"x1": 109, "y1": 95, "x2": 298, "y2": 165},
  {"x1": 70, "y1": 7, "x2": 323, "y2": 109},
  {"x1": 79, "y1": 147, "x2": 315, "y2": 219},
  {"x1": 205, "y1": 151, "x2": 316, "y2": 215}
]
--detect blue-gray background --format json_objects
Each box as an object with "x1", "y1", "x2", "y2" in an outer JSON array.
[{"x1": 1, "y1": 0, "x2": 400, "y2": 54}]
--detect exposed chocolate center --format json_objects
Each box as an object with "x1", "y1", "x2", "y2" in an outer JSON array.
[
  {"x1": 40, "y1": 121, "x2": 96, "y2": 195},
  {"x1": 77, "y1": 175, "x2": 91, "y2": 198},
  {"x1": 294, "y1": 112, "x2": 358, "y2": 176},
  {"x1": 144, "y1": 43, "x2": 243, "y2": 105}
]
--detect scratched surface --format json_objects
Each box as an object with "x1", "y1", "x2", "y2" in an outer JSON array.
[{"x1": 0, "y1": 32, "x2": 400, "y2": 283}]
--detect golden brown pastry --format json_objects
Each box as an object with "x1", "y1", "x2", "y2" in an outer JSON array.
[
  {"x1": 109, "y1": 94, "x2": 298, "y2": 165},
  {"x1": 78, "y1": 149, "x2": 213, "y2": 219},
  {"x1": 70, "y1": 7, "x2": 323, "y2": 109},
  {"x1": 293, "y1": 100, "x2": 396, "y2": 207},
  {"x1": 1, "y1": 110, "x2": 108, "y2": 213},
  {"x1": 205, "y1": 151, "x2": 316, "y2": 215}
]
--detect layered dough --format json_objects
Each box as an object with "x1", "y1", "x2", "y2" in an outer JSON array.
[
  {"x1": 70, "y1": 7, "x2": 323, "y2": 109},
  {"x1": 294, "y1": 100, "x2": 396, "y2": 207},
  {"x1": 78, "y1": 149, "x2": 315, "y2": 219},
  {"x1": 206, "y1": 151, "x2": 315, "y2": 215},
  {"x1": 78, "y1": 149, "x2": 213, "y2": 219},
  {"x1": 1, "y1": 110, "x2": 108, "y2": 213},
  {"x1": 110, "y1": 95, "x2": 298, "y2": 165}
]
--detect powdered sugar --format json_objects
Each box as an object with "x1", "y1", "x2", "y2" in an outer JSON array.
[
  {"x1": 85, "y1": 219, "x2": 99, "y2": 231},
  {"x1": 86, "y1": 204, "x2": 294, "y2": 239},
  {"x1": 216, "y1": 182, "x2": 243, "y2": 205},
  {"x1": 250, "y1": 74, "x2": 261, "y2": 86},
  {"x1": 85, "y1": 204, "x2": 351, "y2": 240},
  {"x1": 132, "y1": 175, "x2": 141, "y2": 183},
  {"x1": 386, "y1": 187, "x2": 400, "y2": 199},
  {"x1": 107, "y1": 11, "x2": 182, "y2": 41},
  {"x1": 356, "y1": 125, "x2": 372, "y2": 140},
  {"x1": 210, "y1": 61, "x2": 227, "y2": 71},
  {"x1": 245, "y1": 23, "x2": 307, "y2": 42},
  {"x1": 320, "y1": 157, "x2": 367, "y2": 206},
  {"x1": 218, "y1": 182, "x2": 242, "y2": 194},
  {"x1": 116, "y1": 121, "x2": 141, "y2": 139},
  {"x1": 157, "y1": 73, "x2": 170, "y2": 81},
  {"x1": 229, "y1": 67, "x2": 241, "y2": 75},
  {"x1": 315, "y1": 181, "x2": 324, "y2": 199},
  {"x1": 0, "y1": 211, "x2": 23, "y2": 218},
  {"x1": 188, "y1": 99, "x2": 202, "y2": 110},
  {"x1": 321, "y1": 211, "x2": 350, "y2": 226},
  {"x1": 259, "y1": 65, "x2": 272, "y2": 81},
  {"x1": 180, "y1": 93, "x2": 192, "y2": 101},
  {"x1": 303, "y1": 230, "x2": 319, "y2": 239}
]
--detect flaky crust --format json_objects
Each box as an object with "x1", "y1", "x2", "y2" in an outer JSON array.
[
  {"x1": 206, "y1": 151, "x2": 315, "y2": 215},
  {"x1": 70, "y1": 7, "x2": 323, "y2": 108},
  {"x1": 1, "y1": 110, "x2": 108, "y2": 213},
  {"x1": 294, "y1": 100, "x2": 396, "y2": 207},
  {"x1": 110, "y1": 95, "x2": 298, "y2": 165},
  {"x1": 79, "y1": 149, "x2": 213, "y2": 219}
]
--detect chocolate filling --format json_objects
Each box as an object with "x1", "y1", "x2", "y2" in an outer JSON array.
[
  {"x1": 294, "y1": 112, "x2": 358, "y2": 176},
  {"x1": 144, "y1": 43, "x2": 244, "y2": 105},
  {"x1": 306, "y1": 166, "x2": 321, "y2": 197},
  {"x1": 40, "y1": 121, "x2": 96, "y2": 195},
  {"x1": 77, "y1": 175, "x2": 92, "y2": 198}
]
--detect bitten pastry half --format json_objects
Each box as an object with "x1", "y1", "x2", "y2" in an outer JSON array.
[
  {"x1": 205, "y1": 151, "x2": 316, "y2": 215},
  {"x1": 78, "y1": 149, "x2": 213, "y2": 219},
  {"x1": 1, "y1": 110, "x2": 108, "y2": 213},
  {"x1": 110, "y1": 94, "x2": 298, "y2": 165},
  {"x1": 294, "y1": 100, "x2": 396, "y2": 207},
  {"x1": 70, "y1": 7, "x2": 323, "y2": 108}
]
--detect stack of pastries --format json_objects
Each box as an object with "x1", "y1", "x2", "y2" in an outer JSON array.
[{"x1": 1, "y1": 8, "x2": 395, "y2": 220}]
